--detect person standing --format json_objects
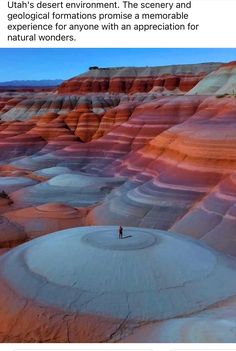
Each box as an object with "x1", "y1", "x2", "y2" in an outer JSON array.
[{"x1": 118, "y1": 225, "x2": 123, "y2": 239}]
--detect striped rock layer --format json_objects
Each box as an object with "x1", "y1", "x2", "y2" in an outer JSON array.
[
  {"x1": 0, "y1": 61, "x2": 235, "y2": 342},
  {"x1": 58, "y1": 63, "x2": 221, "y2": 94}
]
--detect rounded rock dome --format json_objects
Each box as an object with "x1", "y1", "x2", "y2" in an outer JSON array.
[{"x1": 0, "y1": 226, "x2": 236, "y2": 342}]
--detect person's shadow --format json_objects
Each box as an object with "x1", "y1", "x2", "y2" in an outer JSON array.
[{"x1": 122, "y1": 235, "x2": 132, "y2": 239}]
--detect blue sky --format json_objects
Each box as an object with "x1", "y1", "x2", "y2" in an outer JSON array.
[{"x1": 0, "y1": 48, "x2": 235, "y2": 81}]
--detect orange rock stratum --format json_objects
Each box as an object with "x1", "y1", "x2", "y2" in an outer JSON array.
[{"x1": 0, "y1": 62, "x2": 236, "y2": 342}]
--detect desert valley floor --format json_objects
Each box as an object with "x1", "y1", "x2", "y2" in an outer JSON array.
[{"x1": 0, "y1": 61, "x2": 235, "y2": 342}]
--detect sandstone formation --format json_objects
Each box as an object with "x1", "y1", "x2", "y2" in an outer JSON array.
[
  {"x1": 0, "y1": 226, "x2": 236, "y2": 342},
  {"x1": 0, "y1": 61, "x2": 235, "y2": 342},
  {"x1": 2, "y1": 203, "x2": 88, "y2": 241},
  {"x1": 58, "y1": 63, "x2": 221, "y2": 94},
  {"x1": 189, "y1": 61, "x2": 236, "y2": 95},
  {"x1": 123, "y1": 295, "x2": 236, "y2": 342}
]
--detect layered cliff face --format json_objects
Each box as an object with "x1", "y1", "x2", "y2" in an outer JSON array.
[
  {"x1": 189, "y1": 61, "x2": 236, "y2": 95},
  {"x1": 0, "y1": 62, "x2": 235, "y2": 253},
  {"x1": 58, "y1": 63, "x2": 221, "y2": 94},
  {"x1": 0, "y1": 61, "x2": 236, "y2": 342}
]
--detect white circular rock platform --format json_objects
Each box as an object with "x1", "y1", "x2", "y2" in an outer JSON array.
[
  {"x1": 1, "y1": 226, "x2": 236, "y2": 342},
  {"x1": 82, "y1": 229, "x2": 156, "y2": 250}
]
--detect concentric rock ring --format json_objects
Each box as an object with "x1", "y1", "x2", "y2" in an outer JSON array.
[
  {"x1": 81, "y1": 228, "x2": 156, "y2": 250},
  {"x1": 1, "y1": 226, "x2": 236, "y2": 342}
]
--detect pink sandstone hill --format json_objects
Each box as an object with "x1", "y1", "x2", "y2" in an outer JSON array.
[{"x1": 0, "y1": 61, "x2": 235, "y2": 342}]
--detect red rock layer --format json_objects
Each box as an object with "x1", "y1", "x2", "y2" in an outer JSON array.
[
  {"x1": 220, "y1": 61, "x2": 236, "y2": 68},
  {"x1": 0, "y1": 63, "x2": 235, "y2": 343},
  {"x1": 58, "y1": 63, "x2": 221, "y2": 95},
  {"x1": 58, "y1": 74, "x2": 204, "y2": 94},
  {"x1": 0, "y1": 93, "x2": 126, "y2": 143},
  {"x1": 172, "y1": 172, "x2": 236, "y2": 256},
  {"x1": 84, "y1": 96, "x2": 236, "y2": 243},
  {"x1": 0, "y1": 65, "x2": 235, "y2": 258},
  {"x1": 2, "y1": 203, "x2": 88, "y2": 243}
]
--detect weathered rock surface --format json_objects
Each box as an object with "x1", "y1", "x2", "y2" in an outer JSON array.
[
  {"x1": 0, "y1": 61, "x2": 235, "y2": 342},
  {"x1": 189, "y1": 61, "x2": 236, "y2": 95},
  {"x1": 0, "y1": 226, "x2": 236, "y2": 342},
  {"x1": 123, "y1": 295, "x2": 236, "y2": 342},
  {"x1": 58, "y1": 63, "x2": 221, "y2": 94}
]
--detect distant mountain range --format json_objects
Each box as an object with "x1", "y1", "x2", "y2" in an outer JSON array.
[{"x1": 0, "y1": 80, "x2": 63, "y2": 87}]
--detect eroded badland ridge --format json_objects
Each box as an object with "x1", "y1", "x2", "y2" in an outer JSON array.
[{"x1": 0, "y1": 61, "x2": 235, "y2": 342}]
